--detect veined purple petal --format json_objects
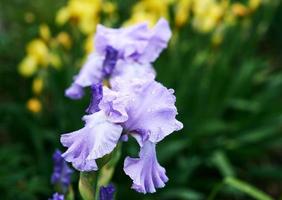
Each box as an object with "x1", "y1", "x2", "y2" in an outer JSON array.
[
  {"x1": 124, "y1": 141, "x2": 168, "y2": 193},
  {"x1": 95, "y1": 18, "x2": 171, "y2": 63},
  {"x1": 48, "y1": 193, "x2": 64, "y2": 200},
  {"x1": 109, "y1": 77, "x2": 183, "y2": 144},
  {"x1": 60, "y1": 111, "x2": 122, "y2": 171},
  {"x1": 99, "y1": 184, "x2": 115, "y2": 200},
  {"x1": 65, "y1": 53, "x2": 104, "y2": 99},
  {"x1": 86, "y1": 83, "x2": 103, "y2": 114},
  {"x1": 98, "y1": 87, "x2": 129, "y2": 124},
  {"x1": 102, "y1": 46, "x2": 118, "y2": 78}
]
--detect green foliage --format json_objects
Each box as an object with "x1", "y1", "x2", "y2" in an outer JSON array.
[{"x1": 0, "y1": 0, "x2": 282, "y2": 199}]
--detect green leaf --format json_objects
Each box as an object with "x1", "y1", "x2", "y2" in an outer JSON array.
[{"x1": 224, "y1": 177, "x2": 274, "y2": 200}]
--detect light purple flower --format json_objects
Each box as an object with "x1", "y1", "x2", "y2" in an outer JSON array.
[
  {"x1": 61, "y1": 110, "x2": 123, "y2": 171},
  {"x1": 124, "y1": 141, "x2": 168, "y2": 193},
  {"x1": 48, "y1": 193, "x2": 64, "y2": 200},
  {"x1": 61, "y1": 77, "x2": 183, "y2": 192},
  {"x1": 65, "y1": 18, "x2": 171, "y2": 100},
  {"x1": 51, "y1": 149, "x2": 73, "y2": 192}
]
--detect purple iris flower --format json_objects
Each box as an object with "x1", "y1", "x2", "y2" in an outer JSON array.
[
  {"x1": 60, "y1": 77, "x2": 183, "y2": 193},
  {"x1": 65, "y1": 18, "x2": 171, "y2": 100},
  {"x1": 99, "y1": 184, "x2": 115, "y2": 200},
  {"x1": 48, "y1": 193, "x2": 64, "y2": 200},
  {"x1": 51, "y1": 149, "x2": 73, "y2": 191}
]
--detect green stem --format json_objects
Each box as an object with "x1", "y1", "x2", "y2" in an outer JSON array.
[
  {"x1": 79, "y1": 171, "x2": 98, "y2": 200},
  {"x1": 78, "y1": 143, "x2": 122, "y2": 200}
]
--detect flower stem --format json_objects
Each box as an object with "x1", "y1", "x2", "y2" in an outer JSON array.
[{"x1": 79, "y1": 171, "x2": 98, "y2": 200}]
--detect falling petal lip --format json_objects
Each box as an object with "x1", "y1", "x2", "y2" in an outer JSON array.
[
  {"x1": 60, "y1": 111, "x2": 123, "y2": 171},
  {"x1": 123, "y1": 141, "x2": 169, "y2": 194}
]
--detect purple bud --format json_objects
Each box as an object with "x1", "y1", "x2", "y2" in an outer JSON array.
[
  {"x1": 99, "y1": 184, "x2": 115, "y2": 200},
  {"x1": 51, "y1": 149, "x2": 73, "y2": 191},
  {"x1": 48, "y1": 193, "x2": 64, "y2": 200}
]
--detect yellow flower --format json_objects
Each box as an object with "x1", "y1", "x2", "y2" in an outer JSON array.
[
  {"x1": 56, "y1": 7, "x2": 70, "y2": 25},
  {"x1": 125, "y1": 0, "x2": 170, "y2": 26},
  {"x1": 39, "y1": 24, "x2": 51, "y2": 41},
  {"x1": 56, "y1": 32, "x2": 72, "y2": 49},
  {"x1": 232, "y1": 3, "x2": 249, "y2": 17},
  {"x1": 192, "y1": 0, "x2": 227, "y2": 33},
  {"x1": 84, "y1": 34, "x2": 95, "y2": 54},
  {"x1": 18, "y1": 55, "x2": 38, "y2": 77},
  {"x1": 248, "y1": 0, "x2": 261, "y2": 11},
  {"x1": 27, "y1": 98, "x2": 42, "y2": 113},
  {"x1": 32, "y1": 77, "x2": 44, "y2": 94},
  {"x1": 56, "y1": 0, "x2": 102, "y2": 34},
  {"x1": 49, "y1": 53, "x2": 62, "y2": 69},
  {"x1": 27, "y1": 39, "x2": 49, "y2": 66},
  {"x1": 102, "y1": 2, "x2": 116, "y2": 14},
  {"x1": 175, "y1": 0, "x2": 192, "y2": 28}
]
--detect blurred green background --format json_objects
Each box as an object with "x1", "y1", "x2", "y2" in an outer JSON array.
[{"x1": 0, "y1": 0, "x2": 282, "y2": 199}]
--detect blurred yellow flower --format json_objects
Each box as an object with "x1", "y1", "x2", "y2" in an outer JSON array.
[
  {"x1": 125, "y1": 0, "x2": 170, "y2": 26},
  {"x1": 18, "y1": 55, "x2": 38, "y2": 77},
  {"x1": 84, "y1": 34, "x2": 95, "y2": 54},
  {"x1": 27, "y1": 39, "x2": 49, "y2": 66},
  {"x1": 56, "y1": 0, "x2": 102, "y2": 34},
  {"x1": 26, "y1": 98, "x2": 42, "y2": 113},
  {"x1": 56, "y1": 32, "x2": 72, "y2": 49},
  {"x1": 232, "y1": 3, "x2": 249, "y2": 17},
  {"x1": 175, "y1": 0, "x2": 192, "y2": 28},
  {"x1": 249, "y1": 0, "x2": 261, "y2": 11},
  {"x1": 32, "y1": 77, "x2": 44, "y2": 94},
  {"x1": 192, "y1": 0, "x2": 227, "y2": 33},
  {"x1": 102, "y1": 2, "x2": 116, "y2": 14},
  {"x1": 49, "y1": 53, "x2": 62, "y2": 69},
  {"x1": 39, "y1": 24, "x2": 51, "y2": 41}
]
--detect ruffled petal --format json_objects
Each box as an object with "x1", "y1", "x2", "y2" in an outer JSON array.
[
  {"x1": 110, "y1": 59, "x2": 156, "y2": 84},
  {"x1": 95, "y1": 18, "x2": 171, "y2": 63},
  {"x1": 124, "y1": 141, "x2": 168, "y2": 193},
  {"x1": 138, "y1": 18, "x2": 172, "y2": 63},
  {"x1": 65, "y1": 53, "x2": 104, "y2": 99},
  {"x1": 98, "y1": 87, "x2": 129, "y2": 124},
  {"x1": 60, "y1": 111, "x2": 122, "y2": 171},
  {"x1": 110, "y1": 77, "x2": 183, "y2": 143}
]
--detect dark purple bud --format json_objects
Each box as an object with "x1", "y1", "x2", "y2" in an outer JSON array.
[
  {"x1": 86, "y1": 83, "x2": 103, "y2": 114},
  {"x1": 51, "y1": 150, "x2": 73, "y2": 192},
  {"x1": 48, "y1": 193, "x2": 64, "y2": 200},
  {"x1": 99, "y1": 184, "x2": 115, "y2": 200},
  {"x1": 102, "y1": 46, "x2": 118, "y2": 78}
]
